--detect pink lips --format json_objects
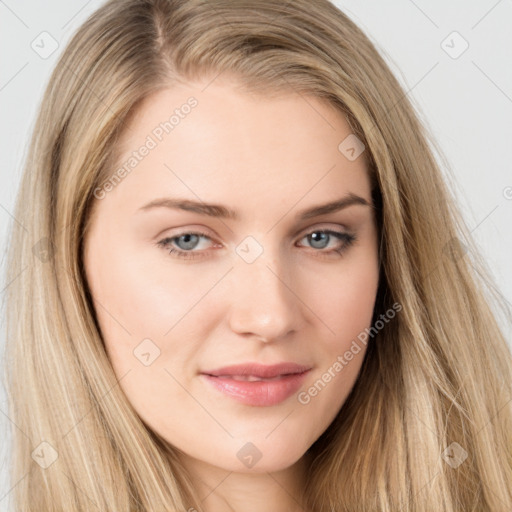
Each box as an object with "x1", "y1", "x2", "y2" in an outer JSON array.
[{"x1": 201, "y1": 362, "x2": 311, "y2": 407}]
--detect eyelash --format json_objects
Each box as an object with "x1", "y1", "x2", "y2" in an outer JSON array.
[{"x1": 155, "y1": 229, "x2": 357, "y2": 261}]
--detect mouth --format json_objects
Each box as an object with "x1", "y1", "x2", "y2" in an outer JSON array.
[
  {"x1": 211, "y1": 374, "x2": 295, "y2": 382},
  {"x1": 200, "y1": 367, "x2": 311, "y2": 407},
  {"x1": 202, "y1": 361, "x2": 312, "y2": 379}
]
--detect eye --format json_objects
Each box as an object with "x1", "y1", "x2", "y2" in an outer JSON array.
[
  {"x1": 155, "y1": 228, "x2": 357, "y2": 260},
  {"x1": 155, "y1": 230, "x2": 215, "y2": 260},
  {"x1": 297, "y1": 229, "x2": 357, "y2": 258}
]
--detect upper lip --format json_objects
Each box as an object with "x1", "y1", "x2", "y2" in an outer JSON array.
[{"x1": 202, "y1": 362, "x2": 312, "y2": 379}]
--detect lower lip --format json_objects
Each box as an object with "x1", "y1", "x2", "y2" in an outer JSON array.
[{"x1": 201, "y1": 371, "x2": 310, "y2": 406}]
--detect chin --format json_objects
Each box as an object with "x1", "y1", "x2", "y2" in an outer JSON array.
[{"x1": 224, "y1": 437, "x2": 309, "y2": 474}]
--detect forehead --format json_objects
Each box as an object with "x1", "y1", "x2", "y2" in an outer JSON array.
[{"x1": 99, "y1": 79, "x2": 371, "y2": 218}]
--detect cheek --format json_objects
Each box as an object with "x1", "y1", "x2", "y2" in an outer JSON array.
[
  {"x1": 84, "y1": 248, "x2": 210, "y2": 433},
  {"x1": 84, "y1": 234, "x2": 207, "y2": 385},
  {"x1": 328, "y1": 268, "x2": 379, "y2": 331},
  {"x1": 297, "y1": 251, "x2": 379, "y2": 400},
  {"x1": 292, "y1": 266, "x2": 378, "y2": 441},
  {"x1": 87, "y1": 241, "x2": 210, "y2": 339},
  {"x1": 310, "y1": 251, "x2": 379, "y2": 347}
]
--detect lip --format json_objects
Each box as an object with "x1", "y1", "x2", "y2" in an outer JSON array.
[
  {"x1": 200, "y1": 362, "x2": 312, "y2": 407},
  {"x1": 202, "y1": 362, "x2": 311, "y2": 379}
]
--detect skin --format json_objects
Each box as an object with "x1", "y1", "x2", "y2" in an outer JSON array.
[{"x1": 83, "y1": 76, "x2": 380, "y2": 512}]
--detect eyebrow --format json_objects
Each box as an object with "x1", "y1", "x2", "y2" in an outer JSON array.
[{"x1": 137, "y1": 192, "x2": 372, "y2": 221}]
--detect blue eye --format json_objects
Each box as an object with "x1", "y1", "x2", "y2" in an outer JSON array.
[
  {"x1": 304, "y1": 230, "x2": 355, "y2": 251},
  {"x1": 306, "y1": 230, "x2": 357, "y2": 258},
  {"x1": 156, "y1": 229, "x2": 357, "y2": 260},
  {"x1": 156, "y1": 230, "x2": 212, "y2": 260}
]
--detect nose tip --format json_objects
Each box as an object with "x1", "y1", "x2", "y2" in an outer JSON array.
[{"x1": 226, "y1": 257, "x2": 302, "y2": 342}]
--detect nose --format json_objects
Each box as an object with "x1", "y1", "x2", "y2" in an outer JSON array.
[{"x1": 226, "y1": 247, "x2": 304, "y2": 342}]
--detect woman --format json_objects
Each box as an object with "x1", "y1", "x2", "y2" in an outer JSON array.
[{"x1": 3, "y1": 0, "x2": 511, "y2": 510}]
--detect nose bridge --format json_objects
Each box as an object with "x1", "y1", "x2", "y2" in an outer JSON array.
[{"x1": 227, "y1": 235, "x2": 301, "y2": 340}]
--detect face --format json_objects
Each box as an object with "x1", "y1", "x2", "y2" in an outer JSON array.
[{"x1": 83, "y1": 77, "x2": 379, "y2": 475}]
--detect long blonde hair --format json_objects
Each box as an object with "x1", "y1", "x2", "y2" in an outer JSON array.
[{"x1": 3, "y1": 0, "x2": 511, "y2": 510}]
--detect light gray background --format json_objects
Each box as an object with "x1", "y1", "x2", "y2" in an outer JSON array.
[{"x1": 1, "y1": 0, "x2": 511, "y2": 507}]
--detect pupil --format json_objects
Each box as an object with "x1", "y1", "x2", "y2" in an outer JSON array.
[
  {"x1": 178, "y1": 234, "x2": 198, "y2": 250},
  {"x1": 310, "y1": 232, "x2": 328, "y2": 249}
]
